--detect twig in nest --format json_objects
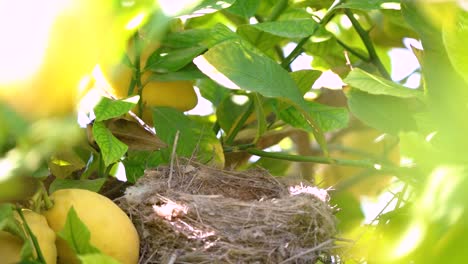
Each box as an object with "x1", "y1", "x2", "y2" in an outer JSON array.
[
  {"x1": 168, "y1": 130, "x2": 180, "y2": 188},
  {"x1": 279, "y1": 239, "x2": 334, "y2": 264}
]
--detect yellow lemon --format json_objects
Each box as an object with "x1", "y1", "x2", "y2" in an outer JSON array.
[
  {"x1": 103, "y1": 37, "x2": 198, "y2": 124},
  {"x1": 0, "y1": 210, "x2": 57, "y2": 264},
  {"x1": 43, "y1": 188, "x2": 139, "y2": 264},
  {"x1": 0, "y1": 0, "x2": 144, "y2": 118}
]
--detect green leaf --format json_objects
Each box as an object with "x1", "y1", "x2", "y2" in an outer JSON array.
[
  {"x1": 344, "y1": 68, "x2": 423, "y2": 99},
  {"x1": 49, "y1": 179, "x2": 106, "y2": 194},
  {"x1": 337, "y1": 0, "x2": 400, "y2": 11},
  {"x1": 124, "y1": 151, "x2": 164, "y2": 183},
  {"x1": 0, "y1": 103, "x2": 29, "y2": 147},
  {"x1": 146, "y1": 46, "x2": 207, "y2": 73},
  {"x1": 195, "y1": 39, "x2": 304, "y2": 105},
  {"x1": 58, "y1": 207, "x2": 100, "y2": 256},
  {"x1": 216, "y1": 95, "x2": 252, "y2": 139},
  {"x1": 236, "y1": 25, "x2": 284, "y2": 52},
  {"x1": 250, "y1": 19, "x2": 319, "y2": 38},
  {"x1": 146, "y1": 65, "x2": 206, "y2": 82},
  {"x1": 162, "y1": 29, "x2": 211, "y2": 49},
  {"x1": 48, "y1": 151, "x2": 86, "y2": 179},
  {"x1": 0, "y1": 204, "x2": 24, "y2": 239},
  {"x1": 252, "y1": 93, "x2": 267, "y2": 143},
  {"x1": 443, "y1": 10, "x2": 468, "y2": 85},
  {"x1": 153, "y1": 107, "x2": 224, "y2": 167},
  {"x1": 203, "y1": 24, "x2": 239, "y2": 48},
  {"x1": 94, "y1": 97, "x2": 139, "y2": 122},
  {"x1": 226, "y1": 0, "x2": 260, "y2": 18},
  {"x1": 79, "y1": 254, "x2": 120, "y2": 264},
  {"x1": 196, "y1": 78, "x2": 231, "y2": 106},
  {"x1": 346, "y1": 89, "x2": 418, "y2": 134},
  {"x1": 194, "y1": 39, "x2": 327, "y2": 153},
  {"x1": 92, "y1": 122, "x2": 128, "y2": 167},
  {"x1": 289, "y1": 70, "x2": 322, "y2": 95},
  {"x1": 194, "y1": 0, "x2": 236, "y2": 12},
  {"x1": 273, "y1": 100, "x2": 349, "y2": 132}
]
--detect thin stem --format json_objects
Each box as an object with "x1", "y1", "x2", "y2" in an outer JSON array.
[
  {"x1": 280, "y1": 37, "x2": 309, "y2": 69},
  {"x1": 16, "y1": 207, "x2": 46, "y2": 264},
  {"x1": 344, "y1": 9, "x2": 391, "y2": 79},
  {"x1": 246, "y1": 148, "x2": 400, "y2": 172},
  {"x1": 280, "y1": 5, "x2": 338, "y2": 69},
  {"x1": 39, "y1": 182, "x2": 53, "y2": 210},
  {"x1": 224, "y1": 100, "x2": 255, "y2": 145},
  {"x1": 335, "y1": 38, "x2": 369, "y2": 61},
  {"x1": 267, "y1": 0, "x2": 289, "y2": 21}
]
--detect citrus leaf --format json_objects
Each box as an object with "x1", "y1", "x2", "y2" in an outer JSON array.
[
  {"x1": 153, "y1": 107, "x2": 224, "y2": 167},
  {"x1": 194, "y1": 39, "x2": 327, "y2": 153},
  {"x1": 237, "y1": 25, "x2": 284, "y2": 52},
  {"x1": 226, "y1": 0, "x2": 260, "y2": 18},
  {"x1": 124, "y1": 151, "x2": 164, "y2": 183},
  {"x1": 252, "y1": 93, "x2": 267, "y2": 143},
  {"x1": 346, "y1": 89, "x2": 417, "y2": 134},
  {"x1": 194, "y1": 0, "x2": 236, "y2": 13},
  {"x1": 146, "y1": 46, "x2": 206, "y2": 73},
  {"x1": 146, "y1": 65, "x2": 206, "y2": 82},
  {"x1": 250, "y1": 19, "x2": 319, "y2": 38},
  {"x1": 196, "y1": 78, "x2": 231, "y2": 106},
  {"x1": 92, "y1": 122, "x2": 128, "y2": 167},
  {"x1": 0, "y1": 204, "x2": 24, "y2": 238},
  {"x1": 163, "y1": 29, "x2": 211, "y2": 49},
  {"x1": 443, "y1": 10, "x2": 468, "y2": 85},
  {"x1": 94, "y1": 96, "x2": 139, "y2": 122},
  {"x1": 344, "y1": 68, "x2": 423, "y2": 99},
  {"x1": 336, "y1": 0, "x2": 400, "y2": 11},
  {"x1": 58, "y1": 207, "x2": 100, "y2": 255},
  {"x1": 290, "y1": 70, "x2": 322, "y2": 95},
  {"x1": 79, "y1": 254, "x2": 120, "y2": 264},
  {"x1": 216, "y1": 95, "x2": 252, "y2": 141},
  {"x1": 273, "y1": 100, "x2": 349, "y2": 132},
  {"x1": 48, "y1": 151, "x2": 86, "y2": 179},
  {"x1": 49, "y1": 179, "x2": 106, "y2": 194},
  {"x1": 195, "y1": 39, "x2": 304, "y2": 101}
]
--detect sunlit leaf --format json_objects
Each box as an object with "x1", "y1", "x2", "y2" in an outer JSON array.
[
  {"x1": 226, "y1": 0, "x2": 260, "y2": 18},
  {"x1": 79, "y1": 254, "x2": 120, "y2": 264},
  {"x1": 58, "y1": 207, "x2": 100, "y2": 255},
  {"x1": 346, "y1": 89, "x2": 418, "y2": 134},
  {"x1": 290, "y1": 70, "x2": 322, "y2": 95},
  {"x1": 124, "y1": 151, "x2": 164, "y2": 183},
  {"x1": 344, "y1": 68, "x2": 423, "y2": 99},
  {"x1": 94, "y1": 97, "x2": 139, "y2": 122},
  {"x1": 443, "y1": 10, "x2": 468, "y2": 85},
  {"x1": 162, "y1": 29, "x2": 211, "y2": 49},
  {"x1": 49, "y1": 179, "x2": 106, "y2": 193},
  {"x1": 273, "y1": 100, "x2": 349, "y2": 132},
  {"x1": 337, "y1": 0, "x2": 401, "y2": 11},
  {"x1": 250, "y1": 19, "x2": 319, "y2": 38},
  {"x1": 92, "y1": 122, "x2": 128, "y2": 167},
  {"x1": 196, "y1": 78, "x2": 231, "y2": 106},
  {"x1": 153, "y1": 107, "x2": 224, "y2": 167},
  {"x1": 194, "y1": 39, "x2": 327, "y2": 152},
  {"x1": 146, "y1": 46, "x2": 206, "y2": 72}
]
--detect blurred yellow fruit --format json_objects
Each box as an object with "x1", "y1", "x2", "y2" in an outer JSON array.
[
  {"x1": 104, "y1": 38, "x2": 197, "y2": 124},
  {"x1": 318, "y1": 129, "x2": 400, "y2": 197},
  {"x1": 0, "y1": 0, "x2": 146, "y2": 118},
  {"x1": 43, "y1": 188, "x2": 139, "y2": 264},
  {"x1": 0, "y1": 210, "x2": 57, "y2": 264}
]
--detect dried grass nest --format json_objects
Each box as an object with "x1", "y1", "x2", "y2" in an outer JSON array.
[{"x1": 118, "y1": 161, "x2": 337, "y2": 264}]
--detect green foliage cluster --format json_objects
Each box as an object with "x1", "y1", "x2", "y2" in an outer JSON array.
[{"x1": 2, "y1": 0, "x2": 468, "y2": 263}]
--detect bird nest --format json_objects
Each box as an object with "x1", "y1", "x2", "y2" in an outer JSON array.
[{"x1": 118, "y1": 161, "x2": 337, "y2": 263}]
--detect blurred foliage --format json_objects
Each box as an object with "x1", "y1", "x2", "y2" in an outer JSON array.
[{"x1": 2, "y1": 0, "x2": 468, "y2": 263}]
